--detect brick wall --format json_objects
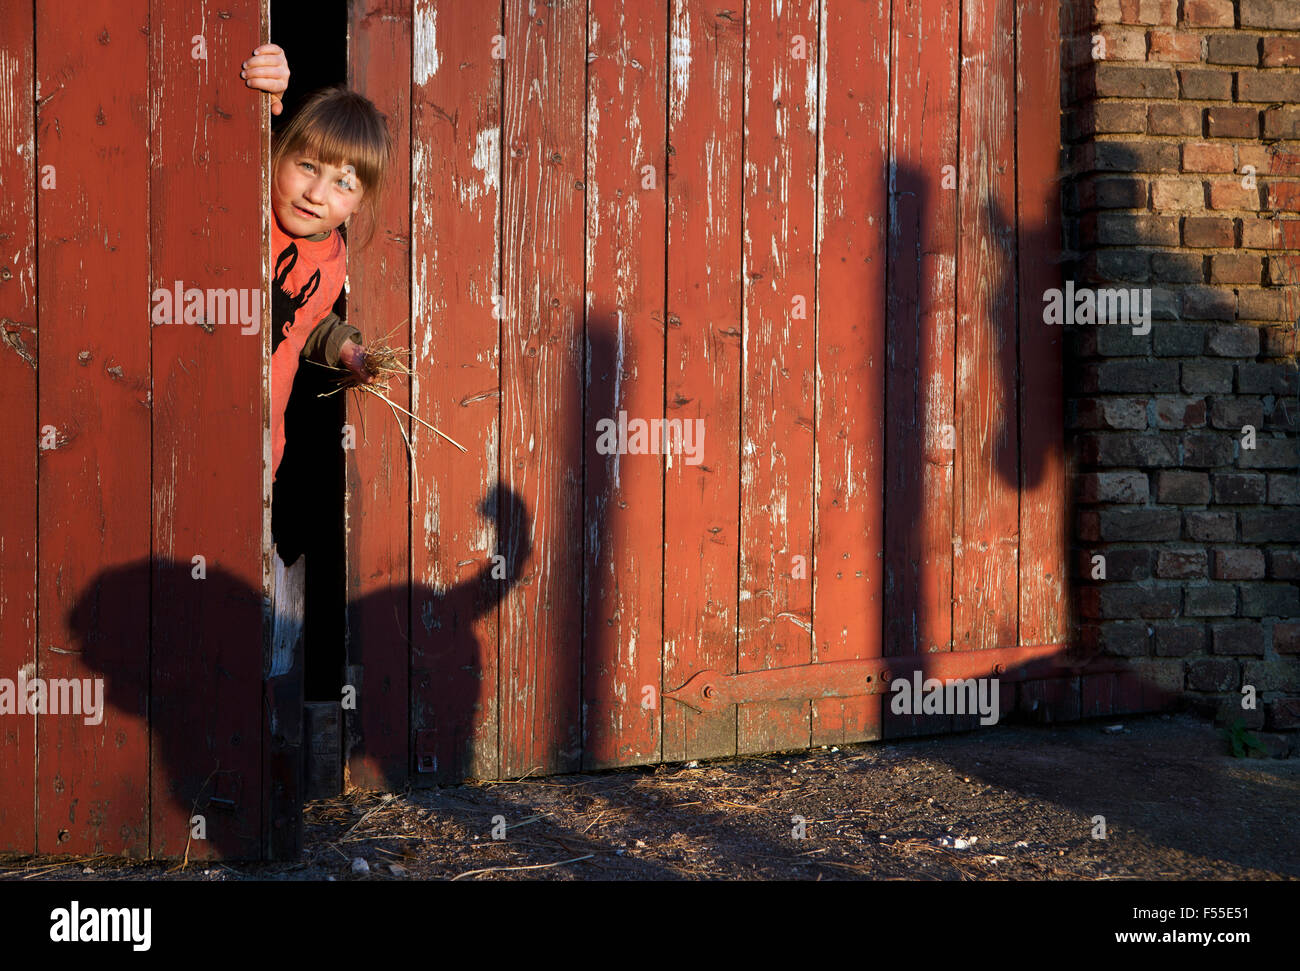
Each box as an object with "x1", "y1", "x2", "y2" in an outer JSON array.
[{"x1": 1062, "y1": 0, "x2": 1300, "y2": 752}]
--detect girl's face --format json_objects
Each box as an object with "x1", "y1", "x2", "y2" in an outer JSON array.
[{"x1": 272, "y1": 147, "x2": 365, "y2": 237}]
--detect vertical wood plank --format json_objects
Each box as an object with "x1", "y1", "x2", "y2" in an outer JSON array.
[
  {"x1": 0, "y1": 4, "x2": 37, "y2": 853},
  {"x1": 150, "y1": 0, "x2": 267, "y2": 858},
  {"x1": 811, "y1": 0, "x2": 889, "y2": 746},
  {"x1": 411, "y1": 0, "x2": 504, "y2": 783},
  {"x1": 1016, "y1": 0, "x2": 1067, "y2": 650},
  {"x1": 662, "y1": 0, "x2": 744, "y2": 764},
  {"x1": 36, "y1": 0, "x2": 151, "y2": 856},
  {"x1": 883, "y1": 0, "x2": 959, "y2": 738},
  {"x1": 954, "y1": 0, "x2": 1019, "y2": 656},
  {"x1": 582, "y1": 0, "x2": 667, "y2": 770},
  {"x1": 499, "y1": 0, "x2": 586, "y2": 777},
  {"x1": 347, "y1": 0, "x2": 412, "y2": 790},
  {"x1": 738, "y1": 0, "x2": 819, "y2": 755}
]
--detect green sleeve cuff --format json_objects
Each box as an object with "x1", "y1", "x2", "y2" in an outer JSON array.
[{"x1": 300, "y1": 312, "x2": 362, "y2": 367}]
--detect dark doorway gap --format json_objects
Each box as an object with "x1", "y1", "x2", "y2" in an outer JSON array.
[{"x1": 270, "y1": 0, "x2": 349, "y2": 702}]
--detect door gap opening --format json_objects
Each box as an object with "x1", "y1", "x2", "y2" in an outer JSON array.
[{"x1": 270, "y1": 0, "x2": 349, "y2": 705}]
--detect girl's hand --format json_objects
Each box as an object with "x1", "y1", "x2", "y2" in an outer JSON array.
[
  {"x1": 339, "y1": 339, "x2": 376, "y2": 385},
  {"x1": 241, "y1": 44, "x2": 290, "y2": 116}
]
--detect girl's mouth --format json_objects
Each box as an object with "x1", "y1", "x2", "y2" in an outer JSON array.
[{"x1": 293, "y1": 204, "x2": 319, "y2": 219}]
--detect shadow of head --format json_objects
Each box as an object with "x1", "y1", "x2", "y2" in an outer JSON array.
[{"x1": 66, "y1": 556, "x2": 264, "y2": 858}]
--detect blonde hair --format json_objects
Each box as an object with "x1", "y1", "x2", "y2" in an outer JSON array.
[{"x1": 271, "y1": 86, "x2": 393, "y2": 249}]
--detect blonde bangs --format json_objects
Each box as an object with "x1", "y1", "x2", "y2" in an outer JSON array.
[{"x1": 271, "y1": 87, "x2": 393, "y2": 247}]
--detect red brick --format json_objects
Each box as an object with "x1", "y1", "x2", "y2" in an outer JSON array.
[
  {"x1": 1182, "y1": 215, "x2": 1234, "y2": 247},
  {"x1": 1207, "y1": 107, "x2": 1259, "y2": 139},
  {"x1": 1268, "y1": 150, "x2": 1300, "y2": 178},
  {"x1": 1182, "y1": 0, "x2": 1234, "y2": 27},
  {"x1": 1270, "y1": 550, "x2": 1300, "y2": 579},
  {"x1": 1179, "y1": 69, "x2": 1233, "y2": 100},
  {"x1": 1095, "y1": 64, "x2": 1180, "y2": 99},
  {"x1": 1211, "y1": 253, "x2": 1262, "y2": 284},
  {"x1": 1263, "y1": 321, "x2": 1300, "y2": 355},
  {"x1": 1181, "y1": 142, "x2": 1235, "y2": 173},
  {"x1": 1157, "y1": 549, "x2": 1208, "y2": 578},
  {"x1": 1238, "y1": 145, "x2": 1273, "y2": 175},
  {"x1": 1073, "y1": 398, "x2": 1149, "y2": 430},
  {"x1": 1151, "y1": 178, "x2": 1203, "y2": 209},
  {"x1": 1267, "y1": 255, "x2": 1300, "y2": 285},
  {"x1": 1091, "y1": 0, "x2": 1122, "y2": 24},
  {"x1": 1210, "y1": 325, "x2": 1262, "y2": 357},
  {"x1": 1188, "y1": 657, "x2": 1240, "y2": 691},
  {"x1": 1076, "y1": 470, "x2": 1150, "y2": 503},
  {"x1": 1148, "y1": 30, "x2": 1202, "y2": 62},
  {"x1": 1156, "y1": 470, "x2": 1210, "y2": 503},
  {"x1": 1147, "y1": 103, "x2": 1202, "y2": 135},
  {"x1": 1238, "y1": 288, "x2": 1287, "y2": 320},
  {"x1": 1151, "y1": 251, "x2": 1202, "y2": 283},
  {"x1": 1240, "y1": 218, "x2": 1280, "y2": 249},
  {"x1": 1153, "y1": 395, "x2": 1206, "y2": 428},
  {"x1": 1082, "y1": 102, "x2": 1148, "y2": 136},
  {"x1": 1184, "y1": 510, "x2": 1235, "y2": 541},
  {"x1": 1098, "y1": 213, "x2": 1181, "y2": 245},
  {"x1": 1207, "y1": 33, "x2": 1261, "y2": 66},
  {"x1": 1241, "y1": 0, "x2": 1300, "y2": 31},
  {"x1": 1277, "y1": 623, "x2": 1300, "y2": 654},
  {"x1": 1266, "y1": 182, "x2": 1300, "y2": 213},
  {"x1": 1093, "y1": 140, "x2": 1181, "y2": 174},
  {"x1": 1154, "y1": 624, "x2": 1208, "y2": 656},
  {"x1": 1267, "y1": 698, "x2": 1300, "y2": 731},
  {"x1": 1213, "y1": 623, "x2": 1266, "y2": 655},
  {"x1": 1263, "y1": 108, "x2": 1300, "y2": 140},
  {"x1": 1262, "y1": 37, "x2": 1300, "y2": 67},
  {"x1": 1239, "y1": 71, "x2": 1300, "y2": 104},
  {"x1": 1096, "y1": 26, "x2": 1149, "y2": 60},
  {"x1": 1182, "y1": 287, "x2": 1237, "y2": 319},
  {"x1": 1243, "y1": 658, "x2": 1300, "y2": 691},
  {"x1": 1126, "y1": 0, "x2": 1178, "y2": 25},
  {"x1": 1208, "y1": 179, "x2": 1260, "y2": 211},
  {"x1": 1213, "y1": 548, "x2": 1266, "y2": 579}
]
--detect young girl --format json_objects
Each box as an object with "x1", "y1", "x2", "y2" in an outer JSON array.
[{"x1": 242, "y1": 47, "x2": 393, "y2": 481}]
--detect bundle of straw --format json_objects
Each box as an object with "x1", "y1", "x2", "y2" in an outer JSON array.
[{"x1": 309, "y1": 324, "x2": 467, "y2": 502}]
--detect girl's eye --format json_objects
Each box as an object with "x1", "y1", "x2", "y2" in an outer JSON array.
[{"x1": 299, "y1": 161, "x2": 316, "y2": 172}]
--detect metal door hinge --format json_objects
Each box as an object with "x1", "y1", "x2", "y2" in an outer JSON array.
[{"x1": 664, "y1": 644, "x2": 1121, "y2": 713}]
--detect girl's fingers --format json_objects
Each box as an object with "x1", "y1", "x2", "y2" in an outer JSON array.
[
  {"x1": 242, "y1": 54, "x2": 287, "y2": 69},
  {"x1": 242, "y1": 68, "x2": 289, "y2": 85},
  {"x1": 245, "y1": 78, "x2": 286, "y2": 96}
]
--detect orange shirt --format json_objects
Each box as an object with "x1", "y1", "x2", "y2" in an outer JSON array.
[{"x1": 270, "y1": 216, "x2": 347, "y2": 481}]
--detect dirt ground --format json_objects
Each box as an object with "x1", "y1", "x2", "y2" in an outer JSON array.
[{"x1": 4, "y1": 711, "x2": 1298, "y2": 881}]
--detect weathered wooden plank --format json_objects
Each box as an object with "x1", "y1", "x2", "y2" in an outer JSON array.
[
  {"x1": 150, "y1": 0, "x2": 267, "y2": 859},
  {"x1": 810, "y1": 0, "x2": 890, "y2": 747},
  {"x1": 582, "y1": 1, "x2": 667, "y2": 770},
  {"x1": 498, "y1": 0, "x2": 586, "y2": 777},
  {"x1": 36, "y1": 0, "x2": 151, "y2": 856},
  {"x1": 662, "y1": 0, "x2": 744, "y2": 765},
  {"x1": 1016, "y1": 0, "x2": 1068, "y2": 651},
  {"x1": 0, "y1": 1, "x2": 37, "y2": 853},
  {"x1": 883, "y1": 0, "x2": 959, "y2": 740},
  {"x1": 410, "y1": 0, "x2": 505, "y2": 783},
  {"x1": 737, "y1": 0, "x2": 818, "y2": 755},
  {"x1": 346, "y1": 0, "x2": 412, "y2": 790},
  {"x1": 954, "y1": 0, "x2": 1019, "y2": 655}
]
